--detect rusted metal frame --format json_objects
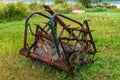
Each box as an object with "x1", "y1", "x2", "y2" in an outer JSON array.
[
  {"x1": 51, "y1": 14, "x2": 83, "y2": 39},
  {"x1": 49, "y1": 14, "x2": 85, "y2": 54},
  {"x1": 19, "y1": 6, "x2": 97, "y2": 75},
  {"x1": 44, "y1": 5, "x2": 96, "y2": 56},
  {"x1": 51, "y1": 14, "x2": 87, "y2": 53},
  {"x1": 28, "y1": 52, "x2": 52, "y2": 64},
  {"x1": 45, "y1": 7, "x2": 87, "y2": 59},
  {"x1": 24, "y1": 12, "x2": 51, "y2": 50},
  {"x1": 84, "y1": 20, "x2": 97, "y2": 53}
]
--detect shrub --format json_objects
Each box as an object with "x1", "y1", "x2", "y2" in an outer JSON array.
[
  {"x1": 52, "y1": 3, "x2": 83, "y2": 13},
  {"x1": 78, "y1": 0, "x2": 91, "y2": 8},
  {"x1": 54, "y1": 0, "x2": 67, "y2": 4},
  {"x1": 77, "y1": 0, "x2": 105, "y2": 8},
  {"x1": 0, "y1": 3, "x2": 27, "y2": 22},
  {"x1": 106, "y1": 5, "x2": 117, "y2": 9},
  {"x1": 28, "y1": 2, "x2": 44, "y2": 13},
  {"x1": 29, "y1": 2, "x2": 40, "y2": 10},
  {"x1": 15, "y1": 2, "x2": 27, "y2": 17},
  {"x1": 3, "y1": 3, "x2": 17, "y2": 18}
]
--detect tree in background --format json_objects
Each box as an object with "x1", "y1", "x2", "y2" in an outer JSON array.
[{"x1": 77, "y1": 0, "x2": 108, "y2": 8}]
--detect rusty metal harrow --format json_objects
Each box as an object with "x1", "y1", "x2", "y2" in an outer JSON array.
[{"x1": 20, "y1": 6, "x2": 97, "y2": 75}]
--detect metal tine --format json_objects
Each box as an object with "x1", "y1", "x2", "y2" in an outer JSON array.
[
  {"x1": 66, "y1": 24, "x2": 71, "y2": 27},
  {"x1": 43, "y1": 22, "x2": 51, "y2": 34},
  {"x1": 80, "y1": 29, "x2": 95, "y2": 33},
  {"x1": 34, "y1": 24, "x2": 48, "y2": 34},
  {"x1": 46, "y1": 27, "x2": 50, "y2": 32},
  {"x1": 28, "y1": 39, "x2": 39, "y2": 51},
  {"x1": 43, "y1": 21, "x2": 51, "y2": 33},
  {"x1": 64, "y1": 24, "x2": 71, "y2": 30},
  {"x1": 67, "y1": 27, "x2": 71, "y2": 43},
  {"x1": 67, "y1": 27, "x2": 80, "y2": 31},
  {"x1": 42, "y1": 21, "x2": 50, "y2": 29},
  {"x1": 64, "y1": 24, "x2": 71, "y2": 43}
]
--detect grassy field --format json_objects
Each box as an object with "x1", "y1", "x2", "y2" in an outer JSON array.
[{"x1": 0, "y1": 11, "x2": 120, "y2": 80}]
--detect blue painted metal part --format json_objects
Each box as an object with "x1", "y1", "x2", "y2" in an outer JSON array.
[{"x1": 50, "y1": 13, "x2": 60, "y2": 57}]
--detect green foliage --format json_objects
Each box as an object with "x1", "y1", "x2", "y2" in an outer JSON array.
[
  {"x1": 0, "y1": 2, "x2": 44, "y2": 23},
  {"x1": 77, "y1": 0, "x2": 92, "y2": 7},
  {"x1": 52, "y1": 3, "x2": 83, "y2": 13},
  {"x1": 77, "y1": 0, "x2": 108, "y2": 8},
  {"x1": 0, "y1": 3, "x2": 27, "y2": 22},
  {"x1": 29, "y1": 2, "x2": 41, "y2": 11},
  {"x1": 107, "y1": 5, "x2": 117, "y2": 9},
  {"x1": 54, "y1": 0, "x2": 67, "y2": 4},
  {"x1": 102, "y1": 2, "x2": 117, "y2": 9}
]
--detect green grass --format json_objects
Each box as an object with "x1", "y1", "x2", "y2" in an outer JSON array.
[{"x1": 0, "y1": 11, "x2": 120, "y2": 80}]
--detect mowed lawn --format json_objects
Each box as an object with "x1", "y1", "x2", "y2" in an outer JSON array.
[{"x1": 0, "y1": 12, "x2": 120, "y2": 80}]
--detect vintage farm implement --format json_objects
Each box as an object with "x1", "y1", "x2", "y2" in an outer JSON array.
[{"x1": 20, "y1": 6, "x2": 97, "y2": 75}]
